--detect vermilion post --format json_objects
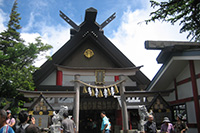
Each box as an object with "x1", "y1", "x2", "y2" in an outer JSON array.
[
  {"x1": 115, "y1": 76, "x2": 119, "y2": 82},
  {"x1": 56, "y1": 70, "x2": 63, "y2": 86}
]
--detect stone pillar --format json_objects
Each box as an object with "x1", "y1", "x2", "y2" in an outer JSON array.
[
  {"x1": 73, "y1": 75, "x2": 80, "y2": 132},
  {"x1": 119, "y1": 75, "x2": 129, "y2": 132}
]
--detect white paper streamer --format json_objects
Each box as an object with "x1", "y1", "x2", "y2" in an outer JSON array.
[
  {"x1": 104, "y1": 88, "x2": 108, "y2": 98},
  {"x1": 95, "y1": 88, "x2": 98, "y2": 98},
  {"x1": 111, "y1": 86, "x2": 115, "y2": 96},
  {"x1": 88, "y1": 86, "x2": 91, "y2": 96}
]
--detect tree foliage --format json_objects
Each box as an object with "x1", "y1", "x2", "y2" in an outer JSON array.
[
  {"x1": 0, "y1": 0, "x2": 52, "y2": 104},
  {"x1": 145, "y1": 0, "x2": 200, "y2": 42}
]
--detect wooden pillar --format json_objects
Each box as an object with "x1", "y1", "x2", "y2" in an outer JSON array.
[
  {"x1": 119, "y1": 75, "x2": 129, "y2": 132},
  {"x1": 174, "y1": 79, "x2": 178, "y2": 100},
  {"x1": 56, "y1": 70, "x2": 63, "y2": 86},
  {"x1": 73, "y1": 75, "x2": 80, "y2": 132},
  {"x1": 189, "y1": 60, "x2": 200, "y2": 132}
]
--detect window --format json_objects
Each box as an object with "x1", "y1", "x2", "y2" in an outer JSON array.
[{"x1": 173, "y1": 104, "x2": 187, "y2": 121}]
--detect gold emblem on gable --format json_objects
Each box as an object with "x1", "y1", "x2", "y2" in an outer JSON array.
[{"x1": 84, "y1": 49, "x2": 94, "y2": 58}]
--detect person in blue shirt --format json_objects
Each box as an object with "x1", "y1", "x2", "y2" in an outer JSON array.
[
  {"x1": 100, "y1": 111, "x2": 110, "y2": 133},
  {"x1": 0, "y1": 109, "x2": 14, "y2": 133}
]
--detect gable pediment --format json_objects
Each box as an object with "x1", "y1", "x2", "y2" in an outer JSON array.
[
  {"x1": 61, "y1": 36, "x2": 118, "y2": 68},
  {"x1": 34, "y1": 7, "x2": 150, "y2": 87}
]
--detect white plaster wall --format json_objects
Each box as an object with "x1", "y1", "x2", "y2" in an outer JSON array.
[
  {"x1": 166, "y1": 82, "x2": 174, "y2": 90},
  {"x1": 63, "y1": 75, "x2": 96, "y2": 86},
  {"x1": 186, "y1": 101, "x2": 196, "y2": 123},
  {"x1": 163, "y1": 81, "x2": 175, "y2": 102},
  {"x1": 187, "y1": 128, "x2": 198, "y2": 133},
  {"x1": 194, "y1": 60, "x2": 200, "y2": 74},
  {"x1": 40, "y1": 70, "x2": 56, "y2": 85},
  {"x1": 196, "y1": 78, "x2": 200, "y2": 95},
  {"x1": 63, "y1": 75, "x2": 75, "y2": 86},
  {"x1": 194, "y1": 61, "x2": 200, "y2": 95},
  {"x1": 176, "y1": 64, "x2": 190, "y2": 82},
  {"x1": 164, "y1": 91, "x2": 175, "y2": 102},
  {"x1": 63, "y1": 75, "x2": 116, "y2": 83},
  {"x1": 177, "y1": 82, "x2": 193, "y2": 99}
]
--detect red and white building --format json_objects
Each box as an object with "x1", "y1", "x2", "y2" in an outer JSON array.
[{"x1": 145, "y1": 40, "x2": 200, "y2": 133}]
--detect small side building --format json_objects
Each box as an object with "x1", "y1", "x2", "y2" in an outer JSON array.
[{"x1": 145, "y1": 40, "x2": 200, "y2": 133}]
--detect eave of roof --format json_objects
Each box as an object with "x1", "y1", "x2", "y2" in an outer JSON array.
[{"x1": 146, "y1": 41, "x2": 200, "y2": 91}]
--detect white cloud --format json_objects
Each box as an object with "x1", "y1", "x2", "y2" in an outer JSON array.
[
  {"x1": 110, "y1": 6, "x2": 188, "y2": 80},
  {"x1": 21, "y1": 24, "x2": 70, "y2": 67},
  {"x1": 21, "y1": 12, "x2": 36, "y2": 33},
  {"x1": 39, "y1": 24, "x2": 70, "y2": 54},
  {"x1": 0, "y1": 9, "x2": 7, "y2": 32}
]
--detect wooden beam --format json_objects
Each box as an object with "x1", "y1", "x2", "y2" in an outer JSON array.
[
  {"x1": 17, "y1": 89, "x2": 76, "y2": 98},
  {"x1": 124, "y1": 89, "x2": 174, "y2": 97},
  {"x1": 56, "y1": 65, "x2": 142, "y2": 76},
  {"x1": 145, "y1": 40, "x2": 200, "y2": 50}
]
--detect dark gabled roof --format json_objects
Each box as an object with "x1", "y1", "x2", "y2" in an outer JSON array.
[
  {"x1": 147, "y1": 93, "x2": 172, "y2": 110},
  {"x1": 145, "y1": 40, "x2": 200, "y2": 91},
  {"x1": 34, "y1": 7, "x2": 150, "y2": 87},
  {"x1": 28, "y1": 94, "x2": 54, "y2": 111},
  {"x1": 145, "y1": 40, "x2": 200, "y2": 63}
]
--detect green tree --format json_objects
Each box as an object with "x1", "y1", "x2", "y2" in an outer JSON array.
[
  {"x1": 145, "y1": 0, "x2": 200, "y2": 42},
  {"x1": 0, "y1": 0, "x2": 52, "y2": 111}
]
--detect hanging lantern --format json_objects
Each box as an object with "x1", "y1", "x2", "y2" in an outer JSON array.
[
  {"x1": 114, "y1": 85, "x2": 119, "y2": 94},
  {"x1": 107, "y1": 88, "x2": 111, "y2": 96},
  {"x1": 91, "y1": 88, "x2": 95, "y2": 96},
  {"x1": 83, "y1": 86, "x2": 87, "y2": 93},
  {"x1": 98, "y1": 89, "x2": 103, "y2": 98}
]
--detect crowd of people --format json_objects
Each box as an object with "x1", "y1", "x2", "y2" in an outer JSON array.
[
  {"x1": 0, "y1": 109, "x2": 40, "y2": 133},
  {"x1": 144, "y1": 114, "x2": 188, "y2": 133},
  {"x1": 0, "y1": 108, "x2": 188, "y2": 133},
  {"x1": 0, "y1": 109, "x2": 77, "y2": 133}
]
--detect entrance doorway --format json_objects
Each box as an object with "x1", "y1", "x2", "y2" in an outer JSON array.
[
  {"x1": 79, "y1": 110, "x2": 116, "y2": 133},
  {"x1": 79, "y1": 95, "x2": 118, "y2": 133}
]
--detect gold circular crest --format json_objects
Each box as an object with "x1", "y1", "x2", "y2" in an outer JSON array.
[
  {"x1": 39, "y1": 111, "x2": 43, "y2": 115},
  {"x1": 84, "y1": 49, "x2": 94, "y2": 58}
]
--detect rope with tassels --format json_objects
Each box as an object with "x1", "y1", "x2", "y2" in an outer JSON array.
[
  {"x1": 74, "y1": 79, "x2": 125, "y2": 98},
  {"x1": 74, "y1": 79, "x2": 125, "y2": 88}
]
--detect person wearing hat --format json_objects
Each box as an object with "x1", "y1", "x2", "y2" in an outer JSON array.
[
  {"x1": 6, "y1": 110, "x2": 16, "y2": 129},
  {"x1": 174, "y1": 114, "x2": 188, "y2": 133},
  {"x1": 160, "y1": 117, "x2": 174, "y2": 133}
]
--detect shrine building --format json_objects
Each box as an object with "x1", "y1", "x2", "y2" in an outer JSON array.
[
  {"x1": 22, "y1": 7, "x2": 151, "y2": 133},
  {"x1": 18, "y1": 6, "x2": 200, "y2": 133},
  {"x1": 19, "y1": 7, "x2": 200, "y2": 133},
  {"x1": 145, "y1": 41, "x2": 200, "y2": 133}
]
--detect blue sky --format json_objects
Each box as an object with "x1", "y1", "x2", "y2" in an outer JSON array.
[{"x1": 0, "y1": 0, "x2": 189, "y2": 80}]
